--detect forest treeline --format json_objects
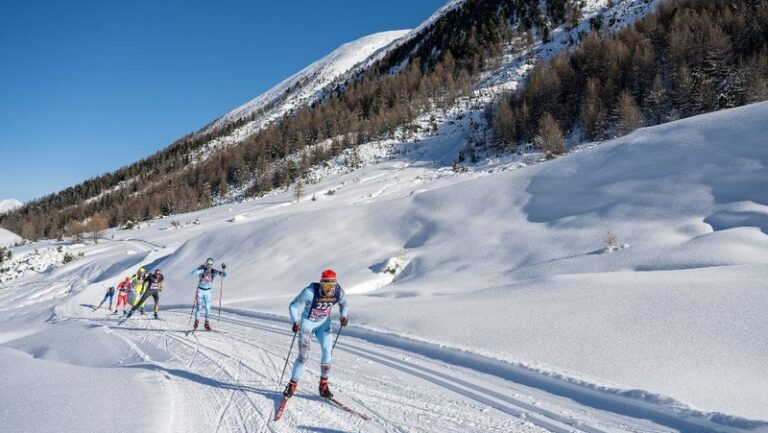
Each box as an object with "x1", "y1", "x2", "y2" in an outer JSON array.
[{"x1": 490, "y1": 0, "x2": 768, "y2": 154}]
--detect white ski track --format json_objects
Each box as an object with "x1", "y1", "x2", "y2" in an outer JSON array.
[{"x1": 70, "y1": 307, "x2": 747, "y2": 433}]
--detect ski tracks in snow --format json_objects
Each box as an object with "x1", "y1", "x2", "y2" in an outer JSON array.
[{"x1": 91, "y1": 310, "x2": 749, "y2": 433}]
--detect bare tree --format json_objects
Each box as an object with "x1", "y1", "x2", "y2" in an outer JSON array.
[
  {"x1": 617, "y1": 90, "x2": 643, "y2": 135},
  {"x1": 294, "y1": 178, "x2": 304, "y2": 203},
  {"x1": 536, "y1": 112, "x2": 566, "y2": 155}
]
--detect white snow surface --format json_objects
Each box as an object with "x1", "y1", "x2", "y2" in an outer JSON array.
[
  {"x1": 0, "y1": 198, "x2": 22, "y2": 214},
  {"x1": 0, "y1": 227, "x2": 22, "y2": 248},
  {"x1": 2, "y1": 102, "x2": 768, "y2": 433}
]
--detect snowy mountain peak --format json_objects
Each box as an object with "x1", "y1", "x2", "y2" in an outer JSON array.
[
  {"x1": 208, "y1": 30, "x2": 410, "y2": 131},
  {"x1": 0, "y1": 199, "x2": 22, "y2": 215}
]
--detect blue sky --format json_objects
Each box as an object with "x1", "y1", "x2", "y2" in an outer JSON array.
[{"x1": 0, "y1": 0, "x2": 445, "y2": 202}]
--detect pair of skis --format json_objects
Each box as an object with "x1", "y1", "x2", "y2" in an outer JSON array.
[{"x1": 274, "y1": 394, "x2": 370, "y2": 422}]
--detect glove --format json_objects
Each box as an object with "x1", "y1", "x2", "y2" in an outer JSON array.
[
  {"x1": 292, "y1": 322, "x2": 300, "y2": 333},
  {"x1": 340, "y1": 316, "x2": 348, "y2": 327},
  {"x1": 221, "y1": 262, "x2": 226, "y2": 269}
]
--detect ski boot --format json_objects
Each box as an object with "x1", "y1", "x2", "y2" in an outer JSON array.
[
  {"x1": 283, "y1": 380, "x2": 298, "y2": 398},
  {"x1": 153, "y1": 311, "x2": 159, "y2": 320},
  {"x1": 204, "y1": 320, "x2": 211, "y2": 331},
  {"x1": 193, "y1": 320, "x2": 199, "y2": 330},
  {"x1": 319, "y1": 378, "x2": 333, "y2": 399},
  {"x1": 125, "y1": 310, "x2": 134, "y2": 319},
  {"x1": 140, "y1": 307, "x2": 145, "y2": 315}
]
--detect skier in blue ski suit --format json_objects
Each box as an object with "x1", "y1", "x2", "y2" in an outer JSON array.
[
  {"x1": 283, "y1": 269, "x2": 348, "y2": 399},
  {"x1": 190, "y1": 258, "x2": 226, "y2": 330}
]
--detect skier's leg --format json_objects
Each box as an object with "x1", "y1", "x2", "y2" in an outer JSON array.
[
  {"x1": 132, "y1": 287, "x2": 142, "y2": 306},
  {"x1": 290, "y1": 329, "x2": 312, "y2": 381},
  {"x1": 317, "y1": 321, "x2": 333, "y2": 379},
  {"x1": 97, "y1": 293, "x2": 108, "y2": 308},
  {"x1": 130, "y1": 289, "x2": 149, "y2": 313},
  {"x1": 194, "y1": 289, "x2": 202, "y2": 321},
  {"x1": 152, "y1": 291, "x2": 160, "y2": 313},
  {"x1": 203, "y1": 290, "x2": 211, "y2": 321}
]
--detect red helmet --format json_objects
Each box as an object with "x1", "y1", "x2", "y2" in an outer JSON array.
[{"x1": 320, "y1": 269, "x2": 336, "y2": 281}]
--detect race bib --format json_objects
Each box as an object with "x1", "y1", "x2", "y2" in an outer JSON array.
[
  {"x1": 201, "y1": 271, "x2": 213, "y2": 284},
  {"x1": 308, "y1": 302, "x2": 334, "y2": 320}
]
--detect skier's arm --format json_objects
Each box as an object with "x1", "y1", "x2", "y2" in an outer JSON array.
[
  {"x1": 191, "y1": 268, "x2": 203, "y2": 277},
  {"x1": 337, "y1": 287, "x2": 349, "y2": 323},
  {"x1": 288, "y1": 286, "x2": 314, "y2": 324}
]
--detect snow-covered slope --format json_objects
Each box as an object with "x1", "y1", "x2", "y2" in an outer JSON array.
[
  {"x1": 0, "y1": 198, "x2": 22, "y2": 215},
  {"x1": 207, "y1": 30, "x2": 408, "y2": 132},
  {"x1": 0, "y1": 227, "x2": 21, "y2": 248},
  {"x1": 188, "y1": 31, "x2": 409, "y2": 164},
  {"x1": 2, "y1": 102, "x2": 767, "y2": 433}
]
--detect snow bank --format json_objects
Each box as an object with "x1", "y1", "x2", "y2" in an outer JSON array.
[{"x1": 0, "y1": 227, "x2": 21, "y2": 248}]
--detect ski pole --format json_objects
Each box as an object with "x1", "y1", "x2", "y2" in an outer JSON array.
[
  {"x1": 277, "y1": 331, "x2": 298, "y2": 390},
  {"x1": 188, "y1": 286, "x2": 199, "y2": 325},
  {"x1": 218, "y1": 276, "x2": 224, "y2": 322},
  {"x1": 331, "y1": 325, "x2": 343, "y2": 353}
]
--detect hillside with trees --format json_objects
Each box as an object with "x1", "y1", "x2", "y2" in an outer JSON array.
[
  {"x1": 489, "y1": 0, "x2": 768, "y2": 153},
  {"x1": 2, "y1": 0, "x2": 767, "y2": 241}
]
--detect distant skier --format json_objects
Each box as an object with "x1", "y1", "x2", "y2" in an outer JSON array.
[
  {"x1": 94, "y1": 286, "x2": 115, "y2": 311},
  {"x1": 114, "y1": 276, "x2": 133, "y2": 315},
  {"x1": 190, "y1": 258, "x2": 226, "y2": 331},
  {"x1": 126, "y1": 269, "x2": 164, "y2": 319},
  {"x1": 131, "y1": 267, "x2": 147, "y2": 315},
  {"x1": 282, "y1": 269, "x2": 348, "y2": 400}
]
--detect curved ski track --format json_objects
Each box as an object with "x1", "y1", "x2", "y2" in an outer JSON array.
[{"x1": 91, "y1": 309, "x2": 740, "y2": 433}]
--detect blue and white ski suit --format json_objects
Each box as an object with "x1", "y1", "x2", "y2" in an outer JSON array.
[
  {"x1": 191, "y1": 267, "x2": 226, "y2": 321},
  {"x1": 289, "y1": 283, "x2": 349, "y2": 381}
]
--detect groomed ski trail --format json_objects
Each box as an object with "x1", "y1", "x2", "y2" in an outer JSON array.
[{"x1": 77, "y1": 307, "x2": 762, "y2": 433}]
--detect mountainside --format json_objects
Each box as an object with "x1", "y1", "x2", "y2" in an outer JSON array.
[
  {"x1": 1, "y1": 101, "x2": 766, "y2": 433},
  {"x1": 204, "y1": 30, "x2": 409, "y2": 136},
  {"x1": 1, "y1": 0, "x2": 669, "y2": 241},
  {"x1": 3, "y1": 0, "x2": 767, "y2": 259}
]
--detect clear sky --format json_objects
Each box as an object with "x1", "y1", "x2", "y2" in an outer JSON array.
[{"x1": 0, "y1": 0, "x2": 445, "y2": 202}]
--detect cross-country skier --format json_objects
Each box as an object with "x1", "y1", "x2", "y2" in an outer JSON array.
[
  {"x1": 131, "y1": 267, "x2": 147, "y2": 315},
  {"x1": 282, "y1": 269, "x2": 348, "y2": 400},
  {"x1": 190, "y1": 258, "x2": 226, "y2": 330},
  {"x1": 126, "y1": 269, "x2": 164, "y2": 319},
  {"x1": 114, "y1": 276, "x2": 133, "y2": 315},
  {"x1": 94, "y1": 286, "x2": 115, "y2": 311}
]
